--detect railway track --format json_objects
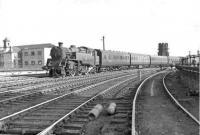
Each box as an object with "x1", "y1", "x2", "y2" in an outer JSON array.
[
  {"x1": 0, "y1": 68, "x2": 158, "y2": 90},
  {"x1": 0, "y1": 71, "x2": 134, "y2": 102},
  {"x1": 0, "y1": 69, "x2": 159, "y2": 135},
  {"x1": 133, "y1": 71, "x2": 199, "y2": 135},
  {"x1": 0, "y1": 69, "x2": 155, "y2": 100},
  {"x1": 0, "y1": 70, "x2": 131, "y2": 90},
  {"x1": 0, "y1": 70, "x2": 144, "y2": 118}
]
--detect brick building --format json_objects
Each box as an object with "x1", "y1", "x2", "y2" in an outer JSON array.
[
  {"x1": 16, "y1": 44, "x2": 54, "y2": 70},
  {"x1": 0, "y1": 38, "x2": 55, "y2": 71}
]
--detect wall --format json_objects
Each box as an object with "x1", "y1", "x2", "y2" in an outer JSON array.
[
  {"x1": 22, "y1": 48, "x2": 44, "y2": 70},
  {"x1": 44, "y1": 48, "x2": 51, "y2": 66}
]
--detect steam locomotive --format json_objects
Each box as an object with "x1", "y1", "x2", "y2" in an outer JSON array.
[{"x1": 43, "y1": 42, "x2": 181, "y2": 77}]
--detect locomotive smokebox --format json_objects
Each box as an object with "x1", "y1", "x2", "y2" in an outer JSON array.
[{"x1": 58, "y1": 42, "x2": 63, "y2": 48}]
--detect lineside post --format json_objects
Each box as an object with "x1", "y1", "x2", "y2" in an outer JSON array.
[{"x1": 138, "y1": 69, "x2": 141, "y2": 81}]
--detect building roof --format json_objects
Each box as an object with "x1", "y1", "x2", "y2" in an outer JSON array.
[
  {"x1": 15, "y1": 43, "x2": 55, "y2": 49},
  {"x1": 3, "y1": 37, "x2": 10, "y2": 42},
  {"x1": 0, "y1": 46, "x2": 21, "y2": 54}
]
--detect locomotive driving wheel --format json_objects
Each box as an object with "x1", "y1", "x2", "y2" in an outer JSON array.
[{"x1": 49, "y1": 69, "x2": 53, "y2": 77}]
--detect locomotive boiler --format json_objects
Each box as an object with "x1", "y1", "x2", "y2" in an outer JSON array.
[{"x1": 44, "y1": 42, "x2": 99, "y2": 76}]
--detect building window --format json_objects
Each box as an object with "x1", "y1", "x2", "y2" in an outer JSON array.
[
  {"x1": 38, "y1": 51, "x2": 42, "y2": 55},
  {"x1": 18, "y1": 53, "x2": 22, "y2": 58},
  {"x1": 38, "y1": 60, "x2": 42, "y2": 65},
  {"x1": 25, "y1": 61, "x2": 28, "y2": 65},
  {"x1": 31, "y1": 51, "x2": 35, "y2": 56},
  {"x1": 31, "y1": 61, "x2": 35, "y2": 65},
  {"x1": 24, "y1": 52, "x2": 28, "y2": 56},
  {"x1": 14, "y1": 60, "x2": 16, "y2": 65},
  {"x1": 18, "y1": 60, "x2": 22, "y2": 65}
]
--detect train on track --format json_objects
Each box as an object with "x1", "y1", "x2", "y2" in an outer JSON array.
[{"x1": 42, "y1": 42, "x2": 181, "y2": 76}]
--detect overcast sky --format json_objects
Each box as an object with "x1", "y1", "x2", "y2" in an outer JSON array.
[{"x1": 0, "y1": 0, "x2": 199, "y2": 56}]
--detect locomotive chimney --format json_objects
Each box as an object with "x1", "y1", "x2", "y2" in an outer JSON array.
[{"x1": 58, "y1": 42, "x2": 63, "y2": 48}]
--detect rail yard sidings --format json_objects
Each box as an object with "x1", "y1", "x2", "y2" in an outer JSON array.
[{"x1": 0, "y1": 68, "x2": 199, "y2": 135}]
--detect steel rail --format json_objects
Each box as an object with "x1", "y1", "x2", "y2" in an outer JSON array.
[
  {"x1": 163, "y1": 72, "x2": 200, "y2": 125},
  {"x1": 0, "y1": 72, "x2": 133, "y2": 104},
  {"x1": 0, "y1": 71, "x2": 88, "y2": 89},
  {"x1": 38, "y1": 70, "x2": 158, "y2": 135},
  {"x1": 132, "y1": 70, "x2": 166, "y2": 135},
  {"x1": 0, "y1": 71, "x2": 127, "y2": 94},
  {"x1": 0, "y1": 91, "x2": 42, "y2": 104},
  {"x1": 37, "y1": 75, "x2": 139, "y2": 135},
  {"x1": 0, "y1": 72, "x2": 101, "y2": 94},
  {"x1": 0, "y1": 73, "x2": 134, "y2": 124}
]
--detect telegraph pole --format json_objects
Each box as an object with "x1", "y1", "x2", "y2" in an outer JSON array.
[{"x1": 102, "y1": 36, "x2": 105, "y2": 50}]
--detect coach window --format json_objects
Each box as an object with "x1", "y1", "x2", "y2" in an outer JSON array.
[
  {"x1": 25, "y1": 61, "x2": 28, "y2": 65},
  {"x1": 38, "y1": 51, "x2": 42, "y2": 55},
  {"x1": 38, "y1": 60, "x2": 42, "y2": 65},
  {"x1": 18, "y1": 53, "x2": 22, "y2": 58},
  {"x1": 24, "y1": 52, "x2": 28, "y2": 56},
  {"x1": 31, "y1": 61, "x2": 35, "y2": 65},
  {"x1": 104, "y1": 55, "x2": 107, "y2": 60},
  {"x1": 31, "y1": 51, "x2": 35, "y2": 56}
]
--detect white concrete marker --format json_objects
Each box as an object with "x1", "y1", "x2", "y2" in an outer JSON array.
[{"x1": 150, "y1": 80, "x2": 155, "y2": 96}]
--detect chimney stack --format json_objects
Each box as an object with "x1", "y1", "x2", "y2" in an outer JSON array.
[{"x1": 158, "y1": 43, "x2": 169, "y2": 56}]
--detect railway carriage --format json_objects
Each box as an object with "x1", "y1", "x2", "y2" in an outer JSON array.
[
  {"x1": 130, "y1": 53, "x2": 150, "y2": 68},
  {"x1": 150, "y1": 56, "x2": 168, "y2": 67},
  {"x1": 95, "y1": 50, "x2": 130, "y2": 71}
]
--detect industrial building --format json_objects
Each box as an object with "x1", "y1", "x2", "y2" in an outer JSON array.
[{"x1": 158, "y1": 43, "x2": 169, "y2": 56}]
